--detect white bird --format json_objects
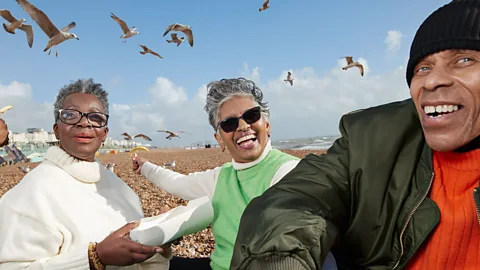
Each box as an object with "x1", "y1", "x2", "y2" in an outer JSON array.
[
  {"x1": 0, "y1": 9, "x2": 34, "y2": 48},
  {"x1": 139, "y1": 44, "x2": 163, "y2": 59},
  {"x1": 341, "y1": 56, "x2": 364, "y2": 76},
  {"x1": 106, "y1": 163, "x2": 116, "y2": 173},
  {"x1": 16, "y1": 0, "x2": 78, "y2": 57},
  {"x1": 284, "y1": 71, "x2": 293, "y2": 86},
  {"x1": 157, "y1": 130, "x2": 190, "y2": 140},
  {"x1": 166, "y1": 33, "x2": 184, "y2": 47},
  {"x1": 111, "y1": 13, "x2": 139, "y2": 43},
  {"x1": 18, "y1": 165, "x2": 30, "y2": 173},
  {"x1": 163, "y1": 23, "x2": 194, "y2": 47},
  {"x1": 259, "y1": 0, "x2": 270, "y2": 12},
  {"x1": 163, "y1": 160, "x2": 176, "y2": 171}
]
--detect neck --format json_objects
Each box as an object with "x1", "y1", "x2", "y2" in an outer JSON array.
[
  {"x1": 232, "y1": 140, "x2": 272, "y2": 170},
  {"x1": 455, "y1": 135, "x2": 480, "y2": 153}
]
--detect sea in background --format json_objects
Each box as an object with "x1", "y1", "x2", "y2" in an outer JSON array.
[
  {"x1": 0, "y1": 135, "x2": 340, "y2": 163},
  {"x1": 271, "y1": 135, "x2": 340, "y2": 150}
]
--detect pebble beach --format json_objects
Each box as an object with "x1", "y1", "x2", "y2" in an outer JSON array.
[{"x1": 0, "y1": 147, "x2": 327, "y2": 258}]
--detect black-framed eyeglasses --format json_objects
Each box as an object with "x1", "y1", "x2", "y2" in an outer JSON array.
[
  {"x1": 58, "y1": 109, "x2": 109, "y2": 128},
  {"x1": 217, "y1": 106, "x2": 262, "y2": 133}
]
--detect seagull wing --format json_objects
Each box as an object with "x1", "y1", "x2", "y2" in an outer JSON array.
[
  {"x1": 158, "y1": 130, "x2": 175, "y2": 136},
  {"x1": 111, "y1": 13, "x2": 130, "y2": 34},
  {"x1": 18, "y1": 24, "x2": 34, "y2": 47},
  {"x1": 170, "y1": 33, "x2": 178, "y2": 40},
  {"x1": 0, "y1": 9, "x2": 17, "y2": 23},
  {"x1": 121, "y1": 132, "x2": 132, "y2": 140},
  {"x1": 149, "y1": 50, "x2": 163, "y2": 59},
  {"x1": 134, "y1": 134, "x2": 152, "y2": 141},
  {"x1": 139, "y1": 44, "x2": 148, "y2": 51},
  {"x1": 356, "y1": 64, "x2": 364, "y2": 76},
  {"x1": 61, "y1": 21, "x2": 76, "y2": 32},
  {"x1": 163, "y1": 24, "x2": 175, "y2": 37},
  {"x1": 182, "y1": 28, "x2": 194, "y2": 47},
  {"x1": 345, "y1": 56, "x2": 353, "y2": 65},
  {"x1": 263, "y1": 0, "x2": 270, "y2": 8},
  {"x1": 16, "y1": 0, "x2": 59, "y2": 38}
]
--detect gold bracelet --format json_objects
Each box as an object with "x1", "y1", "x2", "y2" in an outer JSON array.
[{"x1": 88, "y1": 242, "x2": 106, "y2": 270}]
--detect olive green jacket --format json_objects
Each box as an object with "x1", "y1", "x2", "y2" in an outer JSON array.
[{"x1": 230, "y1": 99, "x2": 469, "y2": 269}]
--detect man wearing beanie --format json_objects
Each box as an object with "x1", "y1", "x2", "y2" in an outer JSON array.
[{"x1": 230, "y1": 0, "x2": 480, "y2": 269}]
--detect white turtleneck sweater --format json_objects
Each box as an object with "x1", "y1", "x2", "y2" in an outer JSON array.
[
  {"x1": 0, "y1": 146, "x2": 171, "y2": 270},
  {"x1": 140, "y1": 140, "x2": 300, "y2": 201}
]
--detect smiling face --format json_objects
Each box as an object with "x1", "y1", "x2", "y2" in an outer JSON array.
[
  {"x1": 53, "y1": 93, "x2": 109, "y2": 161},
  {"x1": 214, "y1": 95, "x2": 270, "y2": 163},
  {"x1": 410, "y1": 49, "x2": 480, "y2": 151}
]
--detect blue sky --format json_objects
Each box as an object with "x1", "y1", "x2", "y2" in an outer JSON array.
[{"x1": 0, "y1": 0, "x2": 449, "y2": 146}]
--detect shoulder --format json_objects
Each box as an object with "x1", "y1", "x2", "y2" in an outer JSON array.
[{"x1": 0, "y1": 161, "x2": 68, "y2": 215}]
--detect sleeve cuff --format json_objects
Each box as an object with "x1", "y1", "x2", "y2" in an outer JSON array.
[{"x1": 241, "y1": 256, "x2": 307, "y2": 270}]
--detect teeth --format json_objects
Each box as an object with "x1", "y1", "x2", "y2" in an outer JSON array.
[
  {"x1": 236, "y1": 134, "x2": 256, "y2": 144},
  {"x1": 424, "y1": 105, "x2": 459, "y2": 114}
]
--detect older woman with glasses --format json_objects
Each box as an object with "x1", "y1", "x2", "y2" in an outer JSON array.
[
  {"x1": 132, "y1": 78, "x2": 337, "y2": 270},
  {"x1": 0, "y1": 78, "x2": 172, "y2": 270}
]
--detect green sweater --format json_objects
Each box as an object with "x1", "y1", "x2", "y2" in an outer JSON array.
[{"x1": 210, "y1": 149, "x2": 298, "y2": 270}]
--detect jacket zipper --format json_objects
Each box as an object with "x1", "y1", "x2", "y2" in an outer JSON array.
[
  {"x1": 473, "y1": 185, "x2": 480, "y2": 225},
  {"x1": 392, "y1": 172, "x2": 434, "y2": 270}
]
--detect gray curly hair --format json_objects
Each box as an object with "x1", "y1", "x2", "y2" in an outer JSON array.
[
  {"x1": 204, "y1": 77, "x2": 270, "y2": 131},
  {"x1": 53, "y1": 78, "x2": 109, "y2": 122}
]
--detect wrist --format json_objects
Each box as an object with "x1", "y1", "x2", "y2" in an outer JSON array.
[{"x1": 88, "y1": 242, "x2": 106, "y2": 270}]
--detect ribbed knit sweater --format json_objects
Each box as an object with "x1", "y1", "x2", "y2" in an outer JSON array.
[{"x1": 406, "y1": 149, "x2": 480, "y2": 269}]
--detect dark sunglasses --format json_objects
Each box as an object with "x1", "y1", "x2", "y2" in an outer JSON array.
[
  {"x1": 217, "y1": 106, "x2": 262, "y2": 133},
  {"x1": 58, "y1": 109, "x2": 109, "y2": 128}
]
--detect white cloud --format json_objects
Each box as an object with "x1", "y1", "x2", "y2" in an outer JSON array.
[
  {"x1": 241, "y1": 59, "x2": 410, "y2": 139},
  {"x1": 0, "y1": 81, "x2": 53, "y2": 133},
  {"x1": 385, "y1": 30, "x2": 404, "y2": 55},
  {"x1": 108, "y1": 78, "x2": 214, "y2": 147},
  {"x1": 1, "y1": 57, "x2": 412, "y2": 146}
]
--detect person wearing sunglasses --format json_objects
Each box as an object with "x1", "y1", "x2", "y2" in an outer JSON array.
[
  {"x1": 0, "y1": 78, "x2": 172, "y2": 270},
  {"x1": 132, "y1": 77, "x2": 337, "y2": 270}
]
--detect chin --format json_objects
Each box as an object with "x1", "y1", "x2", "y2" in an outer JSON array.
[{"x1": 425, "y1": 134, "x2": 465, "y2": 152}]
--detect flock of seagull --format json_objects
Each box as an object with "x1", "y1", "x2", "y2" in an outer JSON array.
[
  {"x1": 0, "y1": 0, "x2": 194, "y2": 58},
  {"x1": 1, "y1": 0, "x2": 364, "y2": 84},
  {"x1": 119, "y1": 130, "x2": 191, "y2": 143},
  {"x1": 1, "y1": 0, "x2": 365, "y2": 147}
]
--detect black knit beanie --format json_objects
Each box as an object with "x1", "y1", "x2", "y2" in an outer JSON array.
[{"x1": 406, "y1": 0, "x2": 480, "y2": 86}]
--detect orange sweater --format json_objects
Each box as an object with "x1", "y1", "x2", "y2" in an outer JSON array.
[{"x1": 406, "y1": 149, "x2": 480, "y2": 269}]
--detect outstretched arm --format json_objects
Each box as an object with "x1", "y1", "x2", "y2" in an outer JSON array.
[
  {"x1": 231, "y1": 116, "x2": 351, "y2": 270},
  {"x1": 140, "y1": 161, "x2": 220, "y2": 201}
]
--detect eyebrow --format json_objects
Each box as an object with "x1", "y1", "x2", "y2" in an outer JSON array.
[{"x1": 63, "y1": 105, "x2": 102, "y2": 112}]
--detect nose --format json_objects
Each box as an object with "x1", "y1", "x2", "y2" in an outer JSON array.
[
  {"x1": 237, "y1": 118, "x2": 250, "y2": 131},
  {"x1": 76, "y1": 115, "x2": 92, "y2": 128},
  {"x1": 422, "y1": 65, "x2": 454, "y2": 92}
]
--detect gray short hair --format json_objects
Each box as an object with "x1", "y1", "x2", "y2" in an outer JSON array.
[
  {"x1": 204, "y1": 77, "x2": 270, "y2": 131},
  {"x1": 53, "y1": 78, "x2": 109, "y2": 122}
]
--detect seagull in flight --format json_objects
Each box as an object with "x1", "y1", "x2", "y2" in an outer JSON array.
[
  {"x1": 166, "y1": 33, "x2": 184, "y2": 47},
  {"x1": 139, "y1": 44, "x2": 163, "y2": 59},
  {"x1": 341, "y1": 56, "x2": 364, "y2": 76},
  {"x1": 157, "y1": 130, "x2": 190, "y2": 140},
  {"x1": 259, "y1": 0, "x2": 270, "y2": 12},
  {"x1": 111, "y1": 13, "x2": 139, "y2": 43},
  {"x1": 16, "y1": 0, "x2": 78, "y2": 57},
  {"x1": 121, "y1": 132, "x2": 152, "y2": 141},
  {"x1": 0, "y1": 9, "x2": 34, "y2": 48},
  {"x1": 163, "y1": 23, "x2": 194, "y2": 47},
  {"x1": 284, "y1": 71, "x2": 293, "y2": 86}
]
